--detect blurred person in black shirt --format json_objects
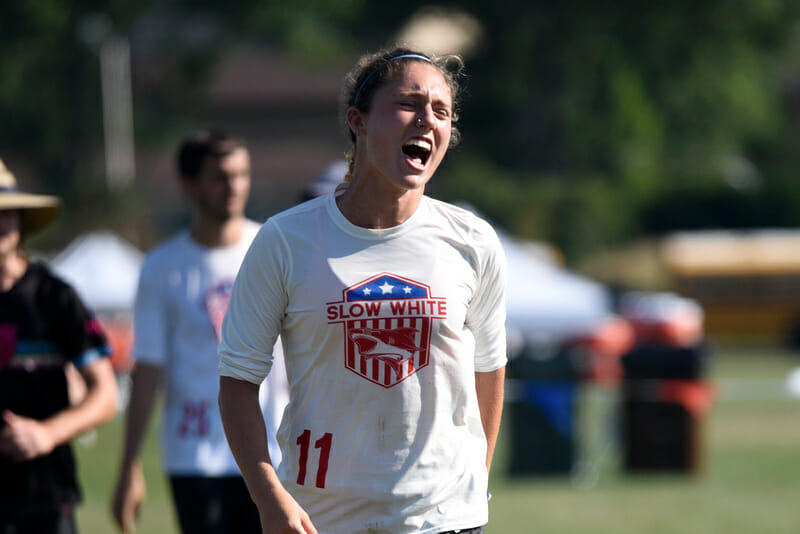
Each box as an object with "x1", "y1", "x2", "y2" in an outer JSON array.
[{"x1": 0, "y1": 158, "x2": 118, "y2": 534}]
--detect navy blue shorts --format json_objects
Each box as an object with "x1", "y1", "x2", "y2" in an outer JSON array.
[
  {"x1": 169, "y1": 475, "x2": 260, "y2": 534},
  {"x1": 0, "y1": 505, "x2": 76, "y2": 534}
]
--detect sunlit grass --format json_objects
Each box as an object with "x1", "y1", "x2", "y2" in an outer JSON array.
[{"x1": 72, "y1": 346, "x2": 800, "y2": 533}]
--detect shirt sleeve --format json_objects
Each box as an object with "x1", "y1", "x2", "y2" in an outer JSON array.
[
  {"x1": 131, "y1": 253, "x2": 169, "y2": 366},
  {"x1": 465, "y1": 220, "x2": 508, "y2": 373},
  {"x1": 218, "y1": 220, "x2": 289, "y2": 384},
  {"x1": 51, "y1": 277, "x2": 111, "y2": 370}
]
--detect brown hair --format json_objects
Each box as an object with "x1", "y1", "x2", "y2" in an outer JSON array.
[
  {"x1": 340, "y1": 47, "x2": 466, "y2": 179},
  {"x1": 176, "y1": 129, "x2": 246, "y2": 180}
]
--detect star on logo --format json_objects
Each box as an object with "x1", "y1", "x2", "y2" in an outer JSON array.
[
  {"x1": 379, "y1": 281, "x2": 395, "y2": 294},
  {"x1": 362, "y1": 287, "x2": 372, "y2": 296},
  {"x1": 403, "y1": 286, "x2": 413, "y2": 294}
]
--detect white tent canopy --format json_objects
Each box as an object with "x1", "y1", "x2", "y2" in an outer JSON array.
[
  {"x1": 50, "y1": 230, "x2": 143, "y2": 313},
  {"x1": 454, "y1": 203, "x2": 613, "y2": 352},
  {"x1": 500, "y1": 229, "x2": 612, "y2": 350}
]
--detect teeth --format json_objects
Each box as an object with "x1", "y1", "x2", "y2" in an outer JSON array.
[{"x1": 405, "y1": 139, "x2": 431, "y2": 151}]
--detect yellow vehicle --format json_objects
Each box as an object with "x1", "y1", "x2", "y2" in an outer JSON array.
[{"x1": 660, "y1": 230, "x2": 800, "y2": 346}]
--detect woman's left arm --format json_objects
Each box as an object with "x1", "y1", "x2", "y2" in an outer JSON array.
[{"x1": 475, "y1": 366, "x2": 505, "y2": 474}]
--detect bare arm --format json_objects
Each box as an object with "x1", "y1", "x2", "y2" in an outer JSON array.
[
  {"x1": 219, "y1": 376, "x2": 317, "y2": 534},
  {"x1": 475, "y1": 366, "x2": 505, "y2": 474},
  {"x1": 0, "y1": 357, "x2": 118, "y2": 461},
  {"x1": 111, "y1": 362, "x2": 163, "y2": 532}
]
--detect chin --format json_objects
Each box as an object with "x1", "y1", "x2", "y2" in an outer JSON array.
[
  {"x1": 397, "y1": 167, "x2": 433, "y2": 186},
  {"x1": 395, "y1": 176, "x2": 429, "y2": 192}
]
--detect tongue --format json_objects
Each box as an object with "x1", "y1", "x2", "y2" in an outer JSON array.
[{"x1": 404, "y1": 146, "x2": 427, "y2": 166}]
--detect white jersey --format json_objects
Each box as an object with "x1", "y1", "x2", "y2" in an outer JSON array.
[
  {"x1": 134, "y1": 220, "x2": 288, "y2": 476},
  {"x1": 219, "y1": 192, "x2": 507, "y2": 534}
]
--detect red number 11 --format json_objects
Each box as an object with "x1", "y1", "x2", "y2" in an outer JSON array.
[{"x1": 296, "y1": 430, "x2": 333, "y2": 488}]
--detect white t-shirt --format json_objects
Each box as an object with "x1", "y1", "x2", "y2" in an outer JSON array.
[
  {"x1": 219, "y1": 193, "x2": 507, "y2": 534},
  {"x1": 134, "y1": 220, "x2": 288, "y2": 476}
]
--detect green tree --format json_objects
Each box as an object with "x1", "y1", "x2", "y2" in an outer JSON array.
[
  {"x1": 5, "y1": 1, "x2": 800, "y2": 260},
  {"x1": 440, "y1": 1, "x2": 800, "y2": 261}
]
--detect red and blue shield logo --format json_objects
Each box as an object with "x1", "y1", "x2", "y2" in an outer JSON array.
[{"x1": 327, "y1": 273, "x2": 447, "y2": 388}]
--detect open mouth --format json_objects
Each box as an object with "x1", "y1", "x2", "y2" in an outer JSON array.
[{"x1": 402, "y1": 138, "x2": 432, "y2": 167}]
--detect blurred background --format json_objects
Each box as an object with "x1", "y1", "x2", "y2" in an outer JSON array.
[{"x1": 4, "y1": 1, "x2": 800, "y2": 532}]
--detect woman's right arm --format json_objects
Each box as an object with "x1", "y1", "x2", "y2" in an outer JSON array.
[{"x1": 219, "y1": 376, "x2": 317, "y2": 534}]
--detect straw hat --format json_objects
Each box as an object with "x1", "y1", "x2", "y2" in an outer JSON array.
[{"x1": 0, "y1": 157, "x2": 60, "y2": 237}]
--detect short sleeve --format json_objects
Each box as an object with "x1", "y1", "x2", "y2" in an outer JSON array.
[
  {"x1": 465, "y1": 221, "x2": 508, "y2": 372},
  {"x1": 218, "y1": 220, "x2": 289, "y2": 384},
  {"x1": 131, "y1": 255, "x2": 169, "y2": 366},
  {"x1": 51, "y1": 279, "x2": 111, "y2": 369}
]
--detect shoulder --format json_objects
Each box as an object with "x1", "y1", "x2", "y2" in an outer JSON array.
[
  {"x1": 424, "y1": 197, "x2": 502, "y2": 248},
  {"x1": 254, "y1": 196, "x2": 328, "y2": 243},
  {"x1": 26, "y1": 262, "x2": 87, "y2": 310},
  {"x1": 270, "y1": 195, "x2": 327, "y2": 225},
  {"x1": 27, "y1": 261, "x2": 73, "y2": 293},
  {"x1": 140, "y1": 231, "x2": 191, "y2": 273}
]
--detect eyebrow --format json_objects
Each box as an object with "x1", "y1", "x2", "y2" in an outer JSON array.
[{"x1": 394, "y1": 88, "x2": 452, "y2": 107}]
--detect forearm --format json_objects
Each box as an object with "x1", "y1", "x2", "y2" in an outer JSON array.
[
  {"x1": 43, "y1": 358, "x2": 118, "y2": 447},
  {"x1": 475, "y1": 366, "x2": 505, "y2": 474},
  {"x1": 118, "y1": 363, "x2": 162, "y2": 469},
  {"x1": 219, "y1": 376, "x2": 278, "y2": 500},
  {"x1": 220, "y1": 376, "x2": 317, "y2": 533}
]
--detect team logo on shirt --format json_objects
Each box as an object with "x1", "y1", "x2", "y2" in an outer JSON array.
[
  {"x1": 204, "y1": 279, "x2": 235, "y2": 341},
  {"x1": 326, "y1": 273, "x2": 446, "y2": 388}
]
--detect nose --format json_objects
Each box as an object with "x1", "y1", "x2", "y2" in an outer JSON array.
[
  {"x1": 224, "y1": 171, "x2": 250, "y2": 197},
  {"x1": 221, "y1": 171, "x2": 241, "y2": 192},
  {"x1": 416, "y1": 105, "x2": 436, "y2": 129}
]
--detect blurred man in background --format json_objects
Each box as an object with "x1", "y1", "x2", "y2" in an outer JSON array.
[
  {"x1": 111, "y1": 130, "x2": 288, "y2": 534},
  {"x1": 0, "y1": 158, "x2": 118, "y2": 534}
]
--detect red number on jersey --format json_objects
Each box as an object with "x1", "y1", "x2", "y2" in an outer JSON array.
[
  {"x1": 178, "y1": 401, "x2": 209, "y2": 437},
  {"x1": 296, "y1": 429, "x2": 333, "y2": 489}
]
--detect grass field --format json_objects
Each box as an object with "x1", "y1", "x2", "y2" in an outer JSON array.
[{"x1": 73, "y1": 345, "x2": 800, "y2": 533}]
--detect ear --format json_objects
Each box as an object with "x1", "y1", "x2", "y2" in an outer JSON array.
[{"x1": 346, "y1": 107, "x2": 367, "y2": 137}]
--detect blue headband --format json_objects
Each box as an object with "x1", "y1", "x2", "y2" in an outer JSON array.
[{"x1": 353, "y1": 53, "x2": 432, "y2": 106}]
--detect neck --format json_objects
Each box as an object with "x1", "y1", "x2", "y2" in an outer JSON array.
[
  {"x1": 190, "y1": 216, "x2": 245, "y2": 248},
  {"x1": 0, "y1": 250, "x2": 28, "y2": 292},
  {"x1": 336, "y1": 174, "x2": 424, "y2": 229}
]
